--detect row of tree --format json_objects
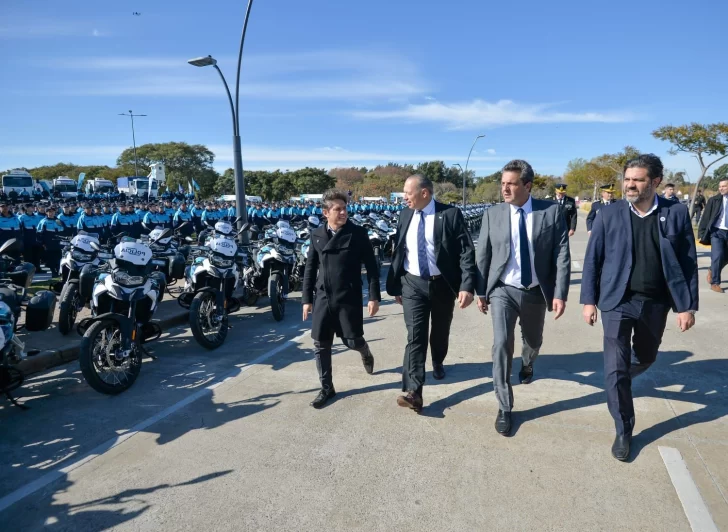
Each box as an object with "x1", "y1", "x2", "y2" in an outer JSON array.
[{"x1": 4, "y1": 123, "x2": 727, "y2": 208}]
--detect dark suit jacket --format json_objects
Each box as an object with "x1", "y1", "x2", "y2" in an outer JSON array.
[
  {"x1": 386, "y1": 201, "x2": 476, "y2": 297},
  {"x1": 697, "y1": 194, "x2": 725, "y2": 245},
  {"x1": 580, "y1": 197, "x2": 698, "y2": 313},
  {"x1": 475, "y1": 199, "x2": 571, "y2": 312},
  {"x1": 557, "y1": 195, "x2": 577, "y2": 231},
  {"x1": 302, "y1": 220, "x2": 380, "y2": 340}
]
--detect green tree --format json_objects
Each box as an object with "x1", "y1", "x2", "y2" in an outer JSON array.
[
  {"x1": 653, "y1": 123, "x2": 728, "y2": 213},
  {"x1": 116, "y1": 141, "x2": 216, "y2": 193},
  {"x1": 703, "y1": 164, "x2": 728, "y2": 190},
  {"x1": 214, "y1": 168, "x2": 236, "y2": 196},
  {"x1": 289, "y1": 167, "x2": 335, "y2": 196},
  {"x1": 415, "y1": 161, "x2": 447, "y2": 183}
]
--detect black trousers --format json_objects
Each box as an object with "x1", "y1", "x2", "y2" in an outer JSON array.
[
  {"x1": 602, "y1": 298, "x2": 670, "y2": 436},
  {"x1": 401, "y1": 272, "x2": 456, "y2": 395},
  {"x1": 313, "y1": 308, "x2": 369, "y2": 392},
  {"x1": 42, "y1": 249, "x2": 62, "y2": 275}
]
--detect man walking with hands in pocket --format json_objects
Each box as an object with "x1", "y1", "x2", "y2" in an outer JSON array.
[
  {"x1": 302, "y1": 189, "x2": 381, "y2": 409},
  {"x1": 476, "y1": 160, "x2": 571, "y2": 436}
]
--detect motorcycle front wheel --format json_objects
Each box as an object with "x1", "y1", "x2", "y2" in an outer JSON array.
[
  {"x1": 58, "y1": 282, "x2": 81, "y2": 335},
  {"x1": 189, "y1": 291, "x2": 228, "y2": 350},
  {"x1": 79, "y1": 320, "x2": 141, "y2": 394},
  {"x1": 269, "y1": 272, "x2": 285, "y2": 322}
]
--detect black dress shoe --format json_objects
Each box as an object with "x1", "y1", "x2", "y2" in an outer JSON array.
[
  {"x1": 519, "y1": 363, "x2": 534, "y2": 384},
  {"x1": 396, "y1": 392, "x2": 423, "y2": 413},
  {"x1": 433, "y1": 363, "x2": 446, "y2": 380},
  {"x1": 611, "y1": 434, "x2": 631, "y2": 461},
  {"x1": 361, "y1": 348, "x2": 374, "y2": 375},
  {"x1": 495, "y1": 410, "x2": 512, "y2": 435},
  {"x1": 310, "y1": 388, "x2": 336, "y2": 409}
]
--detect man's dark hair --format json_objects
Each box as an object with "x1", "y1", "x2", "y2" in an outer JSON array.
[
  {"x1": 623, "y1": 153, "x2": 664, "y2": 180},
  {"x1": 322, "y1": 188, "x2": 348, "y2": 209},
  {"x1": 664, "y1": 183, "x2": 675, "y2": 188},
  {"x1": 501, "y1": 159, "x2": 534, "y2": 185},
  {"x1": 407, "y1": 174, "x2": 434, "y2": 195}
]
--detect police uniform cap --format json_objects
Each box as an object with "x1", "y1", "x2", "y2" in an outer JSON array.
[
  {"x1": 555, "y1": 184, "x2": 567, "y2": 192},
  {"x1": 600, "y1": 184, "x2": 615, "y2": 193}
]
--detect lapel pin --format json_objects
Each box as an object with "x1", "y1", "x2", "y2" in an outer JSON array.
[{"x1": 660, "y1": 217, "x2": 666, "y2": 222}]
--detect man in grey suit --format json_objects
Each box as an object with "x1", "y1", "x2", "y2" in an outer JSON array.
[{"x1": 476, "y1": 160, "x2": 571, "y2": 435}]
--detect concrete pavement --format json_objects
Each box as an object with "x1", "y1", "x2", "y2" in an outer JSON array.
[{"x1": 1, "y1": 209, "x2": 727, "y2": 531}]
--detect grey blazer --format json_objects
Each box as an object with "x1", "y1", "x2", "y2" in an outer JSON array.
[{"x1": 475, "y1": 198, "x2": 571, "y2": 311}]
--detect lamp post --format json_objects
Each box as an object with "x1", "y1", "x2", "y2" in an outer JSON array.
[
  {"x1": 452, "y1": 163, "x2": 464, "y2": 204},
  {"x1": 464, "y1": 134, "x2": 485, "y2": 207},
  {"x1": 188, "y1": 0, "x2": 254, "y2": 244},
  {"x1": 118, "y1": 110, "x2": 146, "y2": 177}
]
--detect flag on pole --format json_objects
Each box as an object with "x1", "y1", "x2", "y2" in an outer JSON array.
[
  {"x1": 188, "y1": 180, "x2": 193, "y2": 195},
  {"x1": 77, "y1": 172, "x2": 86, "y2": 189},
  {"x1": 192, "y1": 179, "x2": 200, "y2": 191},
  {"x1": 178, "y1": 184, "x2": 184, "y2": 194}
]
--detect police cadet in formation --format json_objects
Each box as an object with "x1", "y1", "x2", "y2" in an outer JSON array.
[
  {"x1": 0, "y1": 203, "x2": 22, "y2": 260},
  {"x1": 554, "y1": 183, "x2": 577, "y2": 237},
  {"x1": 581, "y1": 154, "x2": 698, "y2": 461},
  {"x1": 58, "y1": 203, "x2": 78, "y2": 237},
  {"x1": 174, "y1": 202, "x2": 194, "y2": 237},
  {"x1": 586, "y1": 184, "x2": 616, "y2": 233},
  {"x1": 18, "y1": 204, "x2": 44, "y2": 271},
  {"x1": 697, "y1": 177, "x2": 728, "y2": 293},
  {"x1": 302, "y1": 189, "x2": 380, "y2": 409},
  {"x1": 77, "y1": 204, "x2": 103, "y2": 237},
  {"x1": 36, "y1": 205, "x2": 65, "y2": 277}
]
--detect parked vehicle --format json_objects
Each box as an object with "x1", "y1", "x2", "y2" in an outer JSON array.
[
  {"x1": 179, "y1": 221, "x2": 248, "y2": 349},
  {"x1": 290, "y1": 215, "x2": 321, "y2": 292},
  {"x1": 240, "y1": 221, "x2": 297, "y2": 321},
  {"x1": 0, "y1": 239, "x2": 57, "y2": 407},
  {"x1": 76, "y1": 230, "x2": 172, "y2": 395}
]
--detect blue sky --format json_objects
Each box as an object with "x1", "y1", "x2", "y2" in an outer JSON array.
[{"x1": 1, "y1": 0, "x2": 726, "y2": 179}]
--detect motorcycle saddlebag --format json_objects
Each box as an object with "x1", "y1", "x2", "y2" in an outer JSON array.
[
  {"x1": 7, "y1": 262, "x2": 35, "y2": 289},
  {"x1": 25, "y1": 290, "x2": 57, "y2": 331},
  {"x1": 169, "y1": 253, "x2": 186, "y2": 280},
  {"x1": 79, "y1": 264, "x2": 99, "y2": 301}
]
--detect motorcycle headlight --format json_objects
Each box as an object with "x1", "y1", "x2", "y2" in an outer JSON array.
[
  {"x1": 113, "y1": 271, "x2": 145, "y2": 287},
  {"x1": 210, "y1": 255, "x2": 234, "y2": 268},
  {"x1": 72, "y1": 249, "x2": 94, "y2": 262}
]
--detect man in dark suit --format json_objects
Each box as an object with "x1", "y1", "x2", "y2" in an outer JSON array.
[
  {"x1": 586, "y1": 184, "x2": 616, "y2": 233},
  {"x1": 581, "y1": 154, "x2": 698, "y2": 461},
  {"x1": 386, "y1": 174, "x2": 476, "y2": 413},
  {"x1": 661, "y1": 183, "x2": 680, "y2": 203},
  {"x1": 476, "y1": 160, "x2": 571, "y2": 435},
  {"x1": 697, "y1": 178, "x2": 728, "y2": 293},
  {"x1": 302, "y1": 189, "x2": 380, "y2": 409},
  {"x1": 555, "y1": 184, "x2": 577, "y2": 236}
]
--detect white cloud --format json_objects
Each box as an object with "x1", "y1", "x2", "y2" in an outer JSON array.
[
  {"x1": 0, "y1": 22, "x2": 109, "y2": 39},
  {"x1": 352, "y1": 99, "x2": 638, "y2": 129},
  {"x1": 486, "y1": 149, "x2": 497, "y2": 155}
]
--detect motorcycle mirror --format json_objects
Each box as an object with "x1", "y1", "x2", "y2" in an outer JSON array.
[
  {"x1": 89, "y1": 241, "x2": 101, "y2": 251},
  {"x1": 0, "y1": 238, "x2": 18, "y2": 255},
  {"x1": 153, "y1": 228, "x2": 173, "y2": 242},
  {"x1": 177, "y1": 221, "x2": 189, "y2": 230},
  {"x1": 184, "y1": 236, "x2": 194, "y2": 243}
]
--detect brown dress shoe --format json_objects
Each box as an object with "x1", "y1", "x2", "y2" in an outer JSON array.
[
  {"x1": 711, "y1": 284, "x2": 724, "y2": 293},
  {"x1": 707, "y1": 271, "x2": 712, "y2": 284},
  {"x1": 397, "y1": 392, "x2": 423, "y2": 413}
]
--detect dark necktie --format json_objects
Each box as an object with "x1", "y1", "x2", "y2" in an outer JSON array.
[
  {"x1": 518, "y1": 208, "x2": 532, "y2": 288},
  {"x1": 417, "y1": 210, "x2": 430, "y2": 280}
]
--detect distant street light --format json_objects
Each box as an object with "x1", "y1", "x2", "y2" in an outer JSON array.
[
  {"x1": 188, "y1": 0, "x2": 255, "y2": 244},
  {"x1": 463, "y1": 135, "x2": 485, "y2": 207},
  {"x1": 118, "y1": 110, "x2": 147, "y2": 177}
]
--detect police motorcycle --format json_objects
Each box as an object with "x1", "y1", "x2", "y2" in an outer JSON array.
[
  {"x1": 75, "y1": 229, "x2": 172, "y2": 395},
  {"x1": 178, "y1": 220, "x2": 249, "y2": 350},
  {"x1": 289, "y1": 215, "x2": 321, "y2": 292},
  {"x1": 53, "y1": 231, "x2": 114, "y2": 335},
  {"x1": 240, "y1": 220, "x2": 297, "y2": 321},
  {"x1": 380, "y1": 211, "x2": 398, "y2": 257},
  {"x1": 357, "y1": 213, "x2": 389, "y2": 271},
  {"x1": 0, "y1": 239, "x2": 57, "y2": 407},
  {"x1": 141, "y1": 222, "x2": 189, "y2": 289}
]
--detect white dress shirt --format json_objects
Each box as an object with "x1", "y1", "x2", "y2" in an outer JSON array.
[
  {"x1": 500, "y1": 196, "x2": 539, "y2": 289},
  {"x1": 404, "y1": 198, "x2": 441, "y2": 277},
  {"x1": 713, "y1": 195, "x2": 728, "y2": 230},
  {"x1": 629, "y1": 194, "x2": 659, "y2": 219}
]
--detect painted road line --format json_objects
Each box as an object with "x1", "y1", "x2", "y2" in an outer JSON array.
[
  {"x1": 0, "y1": 330, "x2": 310, "y2": 514},
  {"x1": 658, "y1": 446, "x2": 719, "y2": 532}
]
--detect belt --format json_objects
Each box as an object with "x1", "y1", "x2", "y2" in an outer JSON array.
[{"x1": 405, "y1": 271, "x2": 442, "y2": 281}]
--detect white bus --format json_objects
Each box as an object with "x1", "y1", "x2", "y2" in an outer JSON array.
[{"x1": 2, "y1": 169, "x2": 35, "y2": 196}]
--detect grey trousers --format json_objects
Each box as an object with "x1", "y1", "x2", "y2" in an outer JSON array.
[{"x1": 490, "y1": 283, "x2": 547, "y2": 412}]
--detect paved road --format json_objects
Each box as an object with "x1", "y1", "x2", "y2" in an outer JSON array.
[{"x1": 1, "y1": 210, "x2": 727, "y2": 531}]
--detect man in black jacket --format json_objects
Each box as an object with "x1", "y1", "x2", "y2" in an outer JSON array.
[
  {"x1": 386, "y1": 175, "x2": 476, "y2": 412},
  {"x1": 555, "y1": 184, "x2": 577, "y2": 236},
  {"x1": 698, "y1": 178, "x2": 728, "y2": 293},
  {"x1": 302, "y1": 189, "x2": 381, "y2": 409}
]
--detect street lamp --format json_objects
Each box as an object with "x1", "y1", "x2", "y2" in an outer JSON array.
[
  {"x1": 464, "y1": 134, "x2": 485, "y2": 207},
  {"x1": 452, "y1": 163, "x2": 464, "y2": 204},
  {"x1": 118, "y1": 110, "x2": 146, "y2": 177},
  {"x1": 188, "y1": 0, "x2": 254, "y2": 244}
]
